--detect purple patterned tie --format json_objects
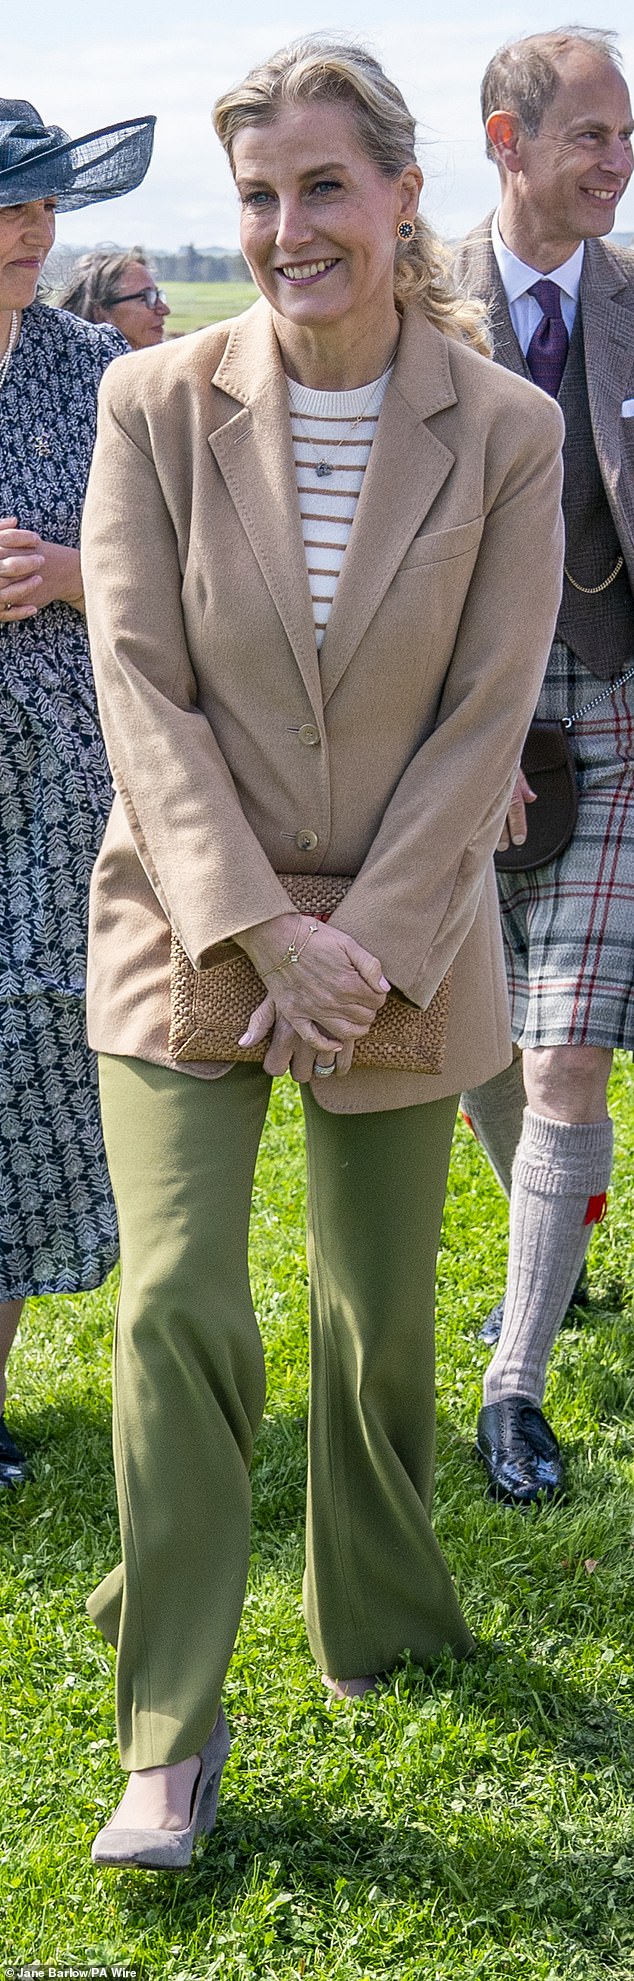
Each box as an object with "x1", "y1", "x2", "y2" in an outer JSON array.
[{"x1": 526, "y1": 279, "x2": 569, "y2": 396}]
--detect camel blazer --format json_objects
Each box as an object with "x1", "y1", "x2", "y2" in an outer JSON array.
[
  {"x1": 82, "y1": 296, "x2": 564, "y2": 1111},
  {"x1": 454, "y1": 221, "x2": 634, "y2": 583}
]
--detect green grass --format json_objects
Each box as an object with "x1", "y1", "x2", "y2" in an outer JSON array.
[
  {"x1": 163, "y1": 281, "x2": 257, "y2": 334},
  {"x1": 1, "y1": 1060, "x2": 634, "y2": 1978}
]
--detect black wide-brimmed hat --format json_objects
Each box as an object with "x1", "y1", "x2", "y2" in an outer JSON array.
[{"x1": 0, "y1": 99, "x2": 156, "y2": 210}]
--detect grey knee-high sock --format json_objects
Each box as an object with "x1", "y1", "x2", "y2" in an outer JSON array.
[
  {"x1": 461, "y1": 1054, "x2": 525, "y2": 1197},
  {"x1": 484, "y1": 1111, "x2": 614, "y2": 1409}
]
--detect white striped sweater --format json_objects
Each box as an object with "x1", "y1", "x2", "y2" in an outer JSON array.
[{"x1": 287, "y1": 368, "x2": 393, "y2": 648}]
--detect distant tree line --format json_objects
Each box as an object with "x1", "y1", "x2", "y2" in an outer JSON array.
[
  {"x1": 152, "y1": 245, "x2": 250, "y2": 281},
  {"x1": 45, "y1": 244, "x2": 252, "y2": 288}
]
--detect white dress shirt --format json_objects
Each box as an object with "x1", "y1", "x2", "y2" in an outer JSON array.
[{"x1": 491, "y1": 210, "x2": 584, "y2": 355}]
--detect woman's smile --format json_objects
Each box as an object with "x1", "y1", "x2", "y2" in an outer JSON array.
[{"x1": 278, "y1": 257, "x2": 340, "y2": 283}]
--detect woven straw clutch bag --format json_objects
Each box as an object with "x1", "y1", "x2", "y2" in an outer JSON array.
[{"x1": 169, "y1": 874, "x2": 451, "y2": 1075}]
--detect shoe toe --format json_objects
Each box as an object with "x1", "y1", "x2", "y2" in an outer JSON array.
[
  {"x1": 489, "y1": 1449, "x2": 559, "y2": 1503},
  {"x1": 480, "y1": 1300, "x2": 504, "y2": 1347},
  {"x1": 0, "y1": 1417, "x2": 29, "y2": 1488},
  {"x1": 477, "y1": 1399, "x2": 564, "y2": 1504},
  {"x1": 0, "y1": 1450, "x2": 29, "y2": 1481},
  {"x1": 91, "y1": 1824, "x2": 191, "y2": 1870},
  {"x1": 0, "y1": 1461, "x2": 29, "y2": 1487}
]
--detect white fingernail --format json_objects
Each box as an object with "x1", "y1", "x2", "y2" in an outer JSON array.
[{"x1": 238, "y1": 1031, "x2": 252, "y2": 1046}]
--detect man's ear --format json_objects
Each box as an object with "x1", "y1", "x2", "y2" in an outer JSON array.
[{"x1": 486, "y1": 110, "x2": 523, "y2": 173}]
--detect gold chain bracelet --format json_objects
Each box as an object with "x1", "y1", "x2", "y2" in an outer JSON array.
[
  {"x1": 263, "y1": 919, "x2": 320, "y2": 981},
  {"x1": 564, "y1": 554, "x2": 624, "y2": 595}
]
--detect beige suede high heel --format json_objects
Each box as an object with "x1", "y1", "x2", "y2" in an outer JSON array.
[
  {"x1": 322, "y1": 1675, "x2": 377, "y2": 1699},
  {"x1": 91, "y1": 1708, "x2": 230, "y2": 1871}
]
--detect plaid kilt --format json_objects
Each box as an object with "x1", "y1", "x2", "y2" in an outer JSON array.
[{"x1": 497, "y1": 641, "x2": 634, "y2": 1050}]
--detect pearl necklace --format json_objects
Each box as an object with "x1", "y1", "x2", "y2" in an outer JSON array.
[{"x1": 0, "y1": 311, "x2": 19, "y2": 393}]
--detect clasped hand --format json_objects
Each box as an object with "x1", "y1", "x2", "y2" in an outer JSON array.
[
  {"x1": 0, "y1": 517, "x2": 83, "y2": 619},
  {"x1": 237, "y1": 912, "x2": 390, "y2": 1080}
]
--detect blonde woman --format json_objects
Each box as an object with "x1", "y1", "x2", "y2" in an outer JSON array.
[
  {"x1": 82, "y1": 38, "x2": 564, "y2": 1869},
  {"x1": 58, "y1": 248, "x2": 170, "y2": 348}
]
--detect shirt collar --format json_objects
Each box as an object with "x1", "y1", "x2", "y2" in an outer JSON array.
[{"x1": 491, "y1": 209, "x2": 585, "y2": 303}]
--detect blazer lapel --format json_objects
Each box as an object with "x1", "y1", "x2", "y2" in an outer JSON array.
[
  {"x1": 208, "y1": 300, "x2": 323, "y2": 716},
  {"x1": 488, "y1": 268, "x2": 529, "y2": 378},
  {"x1": 318, "y1": 310, "x2": 457, "y2": 704},
  {"x1": 581, "y1": 238, "x2": 634, "y2": 553},
  {"x1": 457, "y1": 218, "x2": 528, "y2": 378}
]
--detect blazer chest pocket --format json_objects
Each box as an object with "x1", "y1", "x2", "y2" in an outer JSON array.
[{"x1": 399, "y1": 516, "x2": 483, "y2": 570}]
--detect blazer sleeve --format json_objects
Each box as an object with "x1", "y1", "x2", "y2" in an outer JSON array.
[
  {"x1": 81, "y1": 360, "x2": 293, "y2": 966},
  {"x1": 328, "y1": 390, "x2": 565, "y2": 1006}
]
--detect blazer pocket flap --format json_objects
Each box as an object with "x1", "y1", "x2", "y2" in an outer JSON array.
[{"x1": 399, "y1": 516, "x2": 483, "y2": 569}]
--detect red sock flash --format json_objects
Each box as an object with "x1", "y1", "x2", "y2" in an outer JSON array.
[{"x1": 584, "y1": 1192, "x2": 607, "y2": 1227}]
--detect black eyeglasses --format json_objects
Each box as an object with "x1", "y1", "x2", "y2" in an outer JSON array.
[{"x1": 107, "y1": 285, "x2": 167, "y2": 310}]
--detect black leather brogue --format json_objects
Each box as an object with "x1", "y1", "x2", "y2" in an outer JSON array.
[
  {"x1": 476, "y1": 1396, "x2": 564, "y2": 1504},
  {"x1": 0, "y1": 1415, "x2": 29, "y2": 1488}
]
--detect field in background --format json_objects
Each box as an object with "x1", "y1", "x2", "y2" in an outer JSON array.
[{"x1": 163, "y1": 279, "x2": 256, "y2": 332}]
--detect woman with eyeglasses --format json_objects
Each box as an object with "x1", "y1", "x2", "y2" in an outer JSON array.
[
  {"x1": 58, "y1": 249, "x2": 170, "y2": 348},
  {"x1": 0, "y1": 98, "x2": 154, "y2": 1489}
]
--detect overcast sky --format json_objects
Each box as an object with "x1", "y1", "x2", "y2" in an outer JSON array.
[{"x1": 4, "y1": 1, "x2": 634, "y2": 252}]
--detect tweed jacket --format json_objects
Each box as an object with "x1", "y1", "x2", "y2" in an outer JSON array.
[
  {"x1": 82, "y1": 296, "x2": 564, "y2": 1111},
  {"x1": 454, "y1": 219, "x2": 634, "y2": 592}
]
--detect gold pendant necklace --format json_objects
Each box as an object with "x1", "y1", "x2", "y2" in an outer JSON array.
[{"x1": 290, "y1": 352, "x2": 398, "y2": 479}]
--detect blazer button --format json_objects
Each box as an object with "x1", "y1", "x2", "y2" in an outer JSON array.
[
  {"x1": 298, "y1": 723, "x2": 321, "y2": 747},
  {"x1": 295, "y1": 829, "x2": 319, "y2": 851}
]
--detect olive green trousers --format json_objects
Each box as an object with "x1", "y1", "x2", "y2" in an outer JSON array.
[{"x1": 89, "y1": 1056, "x2": 473, "y2": 1768}]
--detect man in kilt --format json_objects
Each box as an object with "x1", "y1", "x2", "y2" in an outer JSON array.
[{"x1": 457, "y1": 26, "x2": 634, "y2": 1503}]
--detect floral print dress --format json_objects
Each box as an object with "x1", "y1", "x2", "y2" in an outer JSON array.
[{"x1": 0, "y1": 303, "x2": 125, "y2": 1297}]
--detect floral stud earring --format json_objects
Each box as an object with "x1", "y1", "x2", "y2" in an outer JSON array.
[{"x1": 396, "y1": 220, "x2": 415, "y2": 240}]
